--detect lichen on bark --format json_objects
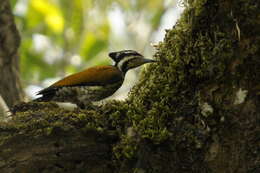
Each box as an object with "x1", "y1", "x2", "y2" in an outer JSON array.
[{"x1": 0, "y1": 0, "x2": 259, "y2": 172}]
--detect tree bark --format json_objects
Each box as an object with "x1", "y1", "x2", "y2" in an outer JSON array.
[
  {"x1": 0, "y1": 95, "x2": 9, "y2": 121},
  {"x1": 0, "y1": 0, "x2": 259, "y2": 172},
  {"x1": 0, "y1": 0, "x2": 24, "y2": 108}
]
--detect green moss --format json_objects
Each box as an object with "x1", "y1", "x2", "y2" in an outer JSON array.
[{"x1": 111, "y1": 0, "x2": 260, "y2": 170}]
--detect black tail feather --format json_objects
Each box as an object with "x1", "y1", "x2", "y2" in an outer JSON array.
[
  {"x1": 34, "y1": 87, "x2": 58, "y2": 102},
  {"x1": 34, "y1": 95, "x2": 53, "y2": 102}
]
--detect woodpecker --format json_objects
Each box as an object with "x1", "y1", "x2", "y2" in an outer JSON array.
[{"x1": 35, "y1": 50, "x2": 156, "y2": 109}]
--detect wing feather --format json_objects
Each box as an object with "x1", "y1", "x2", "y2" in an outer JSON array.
[
  {"x1": 37, "y1": 65, "x2": 123, "y2": 97},
  {"x1": 51, "y1": 65, "x2": 122, "y2": 87}
]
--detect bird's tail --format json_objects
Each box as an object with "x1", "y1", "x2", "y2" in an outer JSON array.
[
  {"x1": 34, "y1": 87, "x2": 57, "y2": 102},
  {"x1": 34, "y1": 96, "x2": 48, "y2": 102},
  {"x1": 34, "y1": 93, "x2": 55, "y2": 102}
]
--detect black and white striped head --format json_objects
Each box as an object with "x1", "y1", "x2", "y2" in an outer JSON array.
[{"x1": 109, "y1": 50, "x2": 156, "y2": 73}]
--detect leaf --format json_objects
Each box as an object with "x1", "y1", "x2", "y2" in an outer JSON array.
[
  {"x1": 80, "y1": 23, "x2": 110, "y2": 61},
  {"x1": 29, "y1": 0, "x2": 64, "y2": 33}
]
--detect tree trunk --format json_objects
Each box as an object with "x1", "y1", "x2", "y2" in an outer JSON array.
[
  {"x1": 0, "y1": 0, "x2": 259, "y2": 172},
  {"x1": 0, "y1": 0, "x2": 24, "y2": 108}
]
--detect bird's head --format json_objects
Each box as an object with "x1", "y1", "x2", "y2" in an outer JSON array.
[{"x1": 109, "y1": 50, "x2": 156, "y2": 73}]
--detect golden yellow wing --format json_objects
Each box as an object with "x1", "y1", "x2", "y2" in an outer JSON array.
[
  {"x1": 37, "y1": 66, "x2": 123, "y2": 97},
  {"x1": 51, "y1": 65, "x2": 122, "y2": 87}
]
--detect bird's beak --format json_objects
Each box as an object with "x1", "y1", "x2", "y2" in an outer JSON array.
[{"x1": 142, "y1": 58, "x2": 157, "y2": 64}]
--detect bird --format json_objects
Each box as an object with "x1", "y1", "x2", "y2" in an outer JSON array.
[{"x1": 35, "y1": 50, "x2": 156, "y2": 109}]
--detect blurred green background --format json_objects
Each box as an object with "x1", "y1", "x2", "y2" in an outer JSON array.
[{"x1": 10, "y1": 0, "x2": 183, "y2": 100}]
